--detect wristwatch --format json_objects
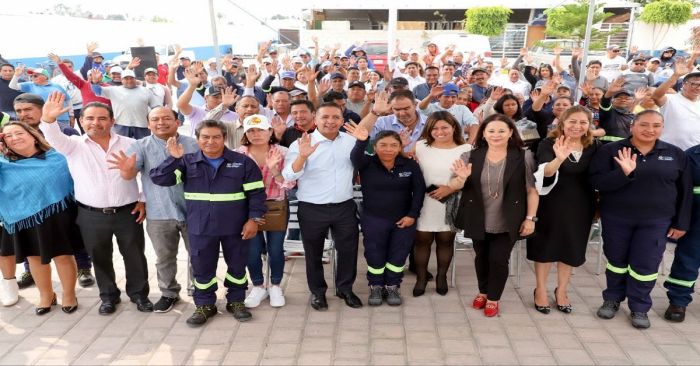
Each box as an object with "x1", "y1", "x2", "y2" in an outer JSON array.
[
  {"x1": 370, "y1": 109, "x2": 380, "y2": 117},
  {"x1": 252, "y1": 217, "x2": 264, "y2": 224},
  {"x1": 526, "y1": 216, "x2": 539, "y2": 223}
]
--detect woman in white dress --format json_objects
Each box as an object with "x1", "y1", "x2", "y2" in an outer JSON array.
[{"x1": 412, "y1": 111, "x2": 472, "y2": 297}]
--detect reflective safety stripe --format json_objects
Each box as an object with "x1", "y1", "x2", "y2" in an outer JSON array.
[
  {"x1": 243, "y1": 181, "x2": 264, "y2": 191},
  {"x1": 184, "y1": 192, "x2": 245, "y2": 201},
  {"x1": 174, "y1": 169, "x2": 183, "y2": 185},
  {"x1": 606, "y1": 262, "x2": 629, "y2": 274},
  {"x1": 628, "y1": 267, "x2": 658, "y2": 282},
  {"x1": 225, "y1": 273, "x2": 247, "y2": 285},
  {"x1": 385, "y1": 262, "x2": 404, "y2": 273},
  {"x1": 693, "y1": 186, "x2": 700, "y2": 195},
  {"x1": 194, "y1": 277, "x2": 217, "y2": 290},
  {"x1": 666, "y1": 277, "x2": 696, "y2": 288},
  {"x1": 600, "y1": 136, "x2": 624, "y2": 142},
  {"x1": 367, "y1": 265, "x2": 385, "y2": 275}
]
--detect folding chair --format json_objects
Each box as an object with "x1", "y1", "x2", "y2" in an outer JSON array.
[
  {"x1": 450, "y1": 230, "x2": 472, "y2": 288},
  {"x1": 508, "y1": 239, "x2": 524, "y2": 289}
]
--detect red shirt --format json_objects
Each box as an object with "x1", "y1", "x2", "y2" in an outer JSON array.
[{"x1": 157, "y1": 64, "x2": 169, "y2": 85}]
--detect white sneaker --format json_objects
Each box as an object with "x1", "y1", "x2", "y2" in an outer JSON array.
[
  {"x1": 1, "y1": 278, "x2": 19, "y2": 306},
  {"x1": 269, "y1": 286, "x2": 286, "y2": 307},
  {"x1": 244, "y1": 286, "x2": 268, "y2": 308}
]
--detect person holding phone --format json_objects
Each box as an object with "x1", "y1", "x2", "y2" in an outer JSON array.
[
  {"x1": 411, "y1": 111, "x2": 471, "y2": 297},
  {"x1": 345, "y1": 123, "x2": 425, "y2": 306}
]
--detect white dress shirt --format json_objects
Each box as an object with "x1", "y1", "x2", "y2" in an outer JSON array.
[{"x1": 40, "y1": 121, "x2": 140, "y2": 208}]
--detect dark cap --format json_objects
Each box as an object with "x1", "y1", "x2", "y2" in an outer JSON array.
[
  {"x1": 631, "y1": 55, "x2": 646, "y2": 62},
  {"x1": 390, "y1": 77, "x2": 409, "y2": 86},
  {"x1": 13, "y1": 93, "x2": 45, "y2": 107},
  {"x1": 92, "y1": 52, "x2": 103, "y2": 58},
  {"x1": 471, "y1": 67, "x2": 489, "y2": 75},
  {"x1": 289, "y1": 89, "x2": 307, "y2": 97},
  {"x1": 613, "y1": 90, "x2": 632, "y2": 98},
  {"x1": 684, "y1": 72, "x2": 700, "y2": 81},
  {"x1": 348, "y1": 81, "x2": 365, "y2": 89},
  {"x1": 205, "y1": 86, "x2": 222, "y2": 96},
  {"x1": 330, "y1": 72, "x2": 346, "y2": 80}
]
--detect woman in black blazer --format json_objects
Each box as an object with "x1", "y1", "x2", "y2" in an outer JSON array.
[{"x1": 451, "y1": 114, "x2": 539, "y2": 317}]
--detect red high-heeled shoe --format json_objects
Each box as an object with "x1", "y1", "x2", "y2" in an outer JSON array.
[
  {"x1": 472, "y1": 295, "x2": 487, "y2": 309},
  {"x1": 484, "y1": 301, "x2": 499, "y2": 317}
]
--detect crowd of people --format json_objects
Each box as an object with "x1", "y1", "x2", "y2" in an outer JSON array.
[{"x1": 0, "y1": 37, "x2": 699, "y2": 330}]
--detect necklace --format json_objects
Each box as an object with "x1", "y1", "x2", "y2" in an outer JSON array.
[
  {"x1": 486, "y1": 158, "x2": 505, "y2": 199},
  {"x1": 567, "y1": 150, "x2": 583, "y2": 163}
]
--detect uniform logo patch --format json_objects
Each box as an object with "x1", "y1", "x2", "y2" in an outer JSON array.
[
  {"x1": 658, "y1": 156, "x2": 674, "y2": 161},
  {"x1": 227, "y1": 162, "x2": 243, "y2": 168},
  {"x1": 398, "y1": 172, "x2": 412, "y2": 178}
]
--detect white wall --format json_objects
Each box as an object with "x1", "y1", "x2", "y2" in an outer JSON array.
[{"x1": 630, "y1": 19, "x2": 700, "y2": 51}]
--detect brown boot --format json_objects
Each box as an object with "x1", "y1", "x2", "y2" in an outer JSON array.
[{"x1": 664, "y1": 304, "x2": 686, "y2": 322}]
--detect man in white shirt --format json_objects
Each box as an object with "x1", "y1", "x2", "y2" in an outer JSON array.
[
  {"x1": 40, "y1": 93, "x2": 152, "y2": 315},
  {"x1": 98, "y1": 69, "x2": 161, "y2": 139},
  {"x1": 143, "y1": 67, "x2": 172, "y2": 109},
  {"x1": 600, "y1": 44, "x2": 629, "y2": 83},
  {"x1": 418, "y1": 83, "x2": 479, "y2": 142},
  {"x1": 653, "y1": 64, "x2": 700, "y2": 150},
  {"x1": 50, "y1": 59, "x2": 82, "y2": 128}
]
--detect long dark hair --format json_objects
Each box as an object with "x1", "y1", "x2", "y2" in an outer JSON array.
[
  {"x1": 493, "y1": 94, "x2": 523, "y2": 120},
  {"x1": 538, "y1": 64, "x2": 554, "y2": 79},
  {"x1": 472, "y1": 114, "x2": 525, "y2": 150},
  {"x1": 420, "y1": 111, "x2": 465, "y2": 146}
]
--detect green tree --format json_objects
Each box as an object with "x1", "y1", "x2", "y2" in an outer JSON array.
[
  {"x1": 544, "y1": 0, "x2": 617, "y2": 50},
  {"x1": 639, "y1": 0, "x2": 693, "y2": 49},
  {"x1": 464, "y1": 7, "x2": 512, "y2": 36}
]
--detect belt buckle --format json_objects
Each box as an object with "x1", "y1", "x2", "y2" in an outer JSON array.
[{"x1": 101, "y1": 207, "x2": 118, "y2": 214}]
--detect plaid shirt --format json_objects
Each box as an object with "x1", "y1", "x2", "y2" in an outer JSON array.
[{"x1": 236, "y1": 144, "x2": 296, "y2": 201}]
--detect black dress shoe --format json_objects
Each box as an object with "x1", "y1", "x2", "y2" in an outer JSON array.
[
  {"x1": 533, "y1": 289, "x2": 550, "y2": 314},
  {"x1": 310, "y1": 293, "x2": 328, "y2": 311},
  {"x1": 664, "y1": 304, "x2": 686, "y2": 322},
  {"x1": 36, "y1": 293, "x2": 57, "y2": 316},
  {"x1": 98, "y1": 297, "x2": 121, "y2": 315},
  {"x1": 132, "y1": 297, "x2": 154, "y2": 312},
  {"x1": 336, "y1": 291, "x2": 363, "y2": 308}
]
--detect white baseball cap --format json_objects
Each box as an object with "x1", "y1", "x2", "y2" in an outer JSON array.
[{"x1": 243, "y1": 114, "x2": 272, "y2": 133}]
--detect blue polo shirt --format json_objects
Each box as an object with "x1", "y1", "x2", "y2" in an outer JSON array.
[
  {"x1": 17, "y1": 82, "x2": 71, "y2": 122},
  {"x1": 371, "y1": 112, "x2": 427, "y2": 153}
]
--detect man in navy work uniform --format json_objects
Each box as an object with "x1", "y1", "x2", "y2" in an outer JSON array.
[
  {"x1": 283, "y1": 102, "x2": 363, "y2": 311},
  {"x1": 150, "y1": 119, "x2": 266, "y2": 326},
  {"x1": 589, "y1": 110, "x2": 692, "y2": 329}
]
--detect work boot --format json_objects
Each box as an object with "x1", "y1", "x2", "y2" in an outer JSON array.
[
  {"x1": 384, "y1": 285, "x2": 402, "y2": 306},
  {"x1": 368, "y1": 285, "x2": 383, "y2": 306},
  {"x1": 77, "y1": 268, "x2": 95, "y2": 287},
  {"x1": 0, "y1": 278, "x2": 19, "y2": 306},
  {"x1": 17, "y1": 271, "x2": 34, "y2": 289},
  {"x1": 664, "y1": 304, "x2": 686, "y2": 322},
  {"x1": 631, "y1": 312, "x2": 651, "y2": 329},
  {"x1": 186, "y1": 305, "x2": 217, "y2": 327},
  {"x1": 596, "y1": 300, "x2": 620, "y2": 319},
  {"x1": 226, "y1": 301, "x2": 252, "y2": 322}
]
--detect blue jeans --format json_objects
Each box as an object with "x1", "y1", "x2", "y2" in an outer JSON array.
[
  {"x1": 247, "y1": 230, "x2": 286, "y2": 286},
  {"x1": 113, "y1": 125, "x2": 151, "y2": 140}
]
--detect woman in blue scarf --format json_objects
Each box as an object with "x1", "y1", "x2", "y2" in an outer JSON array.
[{"x1": 0, "y1": 122, "x2": 81, "y2": 315}]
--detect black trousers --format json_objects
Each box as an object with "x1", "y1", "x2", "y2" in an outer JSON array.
[
  {"x1": 76, "y1": 204, "x2": 149, "y2": 302},
  {"x1": 297, "y1": 200, "x2": 359, "y2": 295},
  {"x1": 473, "y1": 232, "x2": 516, "y2": 301}
]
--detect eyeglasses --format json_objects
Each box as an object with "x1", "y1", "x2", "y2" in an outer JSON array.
[
  {"x1": 612, "y1": 50, "x2": 620, "y2": 53},
  {"x1": 633, "y1": 62, "x2": 645, "y2": 65},
  {"x1": 684, "y1": 81, "x2": 700, "y2": 89},
  {"x1": 30, "y1": 74, "x2": 42, "y2": 78}
]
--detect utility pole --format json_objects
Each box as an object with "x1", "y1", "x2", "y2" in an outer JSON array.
[{"x1": 576, "y1": 0, "x2": 596, "y2": 101}]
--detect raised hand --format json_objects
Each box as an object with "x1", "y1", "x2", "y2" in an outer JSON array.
[
  {"x1": 14, "y1": 65, "x2": 25, "y2": 77},
  {"x1": 86, "y1": 42, "x2": 99, "y2": 54},
  {"x1": 298, "y1": 132, "x2": 320, "y2": 158},
  {"x1": 191, "y1": 61, "x2": 205, "y2": 74},
  {"x1": 571, "y1": 47, "x2": 582, "y2": 58},
  {"x1": 613, "y1": 147, "x2": 637, "y2": 176},
  {"x1": 530, "y1": 88, "x2": 541, "y2": 101},
  {"x1": 674, "y1": 58, "x2": 690, "y2": 76},
  {"x1": 127, "y1": 57, "x2": 141, "y2": 70},
  {"x1": 553, "y1": 135, "x2": 573, "y2": 162},
  {"x1": 490, "y1": 86, "x2": 505, "y2": 101},
  {"x1": 630, "y1": 45, "x2": 639, "y2": 55},
  {"x1": 450, "y1": 158, "x2": 472, "y2": 179},
  {"x1": 634, "y1": 87, "x2": 648, "y2": 101},
  {"x1": 373, "y1": 90, "x2": 390, "y2": 114},
  {"x1": 553, "y1": 46, "x2": 563, "y2": 56},
  {"x1": 221, "y1": 86, "x2": 239, "y2": 107},
  {"x1": 429, "y1": 84, "x2": 445, "y2": 99},
  {"x1": 174, "y1": 44, "x2": 183, "y2": 55},
  {"x1": 42, "y1": 91, "x2": 70, "y2": 123},
  {"x1": 519, "y1": 47, "x2": 528, "y2": 57},
  {"x1": 166, "y1": 136, "x2": 185, "y2": 158},
  {"x1": 311, "y1": 35, "x2": 319, "y2": 44},
  {"x1": 107, "y1": 150, "x2": 137, "y2": 172},
  {"x1": 183, "y1": 68, "x2": 200, "y2": 86},
  {"x1": 579, "y1": 82, "x2": 592, "y2": 97},
  {"x1": 269, "y1": 61, "x2": 280, "y2": 76},
  {"x1": 47, "y1": 53, "x2": 61, "y2": 64},
  {"x1": 271, "y1": 116, "x2": 287, "y2": 138},
  {"x1": 318, "y1": 78, "x2": 331, "y2": 95},
  {"x1": 266, "y1": 147, "x2": 283, "y2": 171},
  {"x1": 540, "y1": 81, "x2": 557, "y2": 97},
  {"x1": 608, "y1": 77, "x2": 625, "y2": 94},
  {"x1": 343, "y1": 121, "x2": 369, "y2": 141},
  {"x1": 585, "y1": 67, "x2": 597, "y2": 81}
]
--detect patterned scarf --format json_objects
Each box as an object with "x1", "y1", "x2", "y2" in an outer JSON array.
[{"x1": 0, "y1": 149, "x2": 74, "y2": 234}]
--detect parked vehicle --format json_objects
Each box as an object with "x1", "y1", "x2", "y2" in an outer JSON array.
[
  {"x1": 360, "y1": 41, "x2": 388, "y2": 73},
  {"x1": 430, "y1": 33, "x2": 492, "y2": 58},
  {"x1": 528, "y1": 39, "x2": 606, "y2": 67}
]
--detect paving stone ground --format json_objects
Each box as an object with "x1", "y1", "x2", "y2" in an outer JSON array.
[{"x1": 1, "y1": 238, "x2": 699, "y2": 365}]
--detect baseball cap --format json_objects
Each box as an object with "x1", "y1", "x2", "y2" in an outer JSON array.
[
  {"x1": 26, "y1": 68, "x2": 50, "y2": 78},
  {"x1": 292, "y1": 56, "x2": 304, "y2": 64},
  {"x1": 390, "y1": 77, "x2": 409, "y2": 86},
  {"x1": 262, "y1": 57, "x2": 273, "y2": 64},
  {"x1": 334, "y1": 51, "x2": 344, "y2": 58},
  {"x1": 613, "y1": 90, "x2": 632, "y2": 98},
  {"x1": 471, "y1": 67, "x2": 489, "y2": 75},
  {"x1": 631, "y1": 55, "x2": 646, "y2": 62},
  {"x1": 348, "y1": 81, "x2": 365, "y2": 89},
  {"x1": 557, "y1": 84, "x2": 571, "y2": 91},
  {"x1": 408, "y1": 49, "x2": 419, "y2": 55},
  {"x1": 289, "y1": 89, "x2": 307, "y2": 97},
  {"x1": 207, "y1": 57, "x2": 216, "y2": 64},
  {"x1": 649, "y1": 57, "x2": 661, "y2": 63},
  {"x1": 144, "y1": 67, "x2": 158, "y2": 75},
  {"x1": 321, "y1": 60, "x2": 332, "y2": 68},
  {"x1": 280, "y1": 70, "x2": 296, "y2": 79},
  {"x1": 607, "y1": 44, "x2": 621, "y2": 51},
  {"x1": 110, "y1": 66, "x2": 123, "y2": 74},
  {"x1": 330, "y1": 72, "x2": 346, "y2": 80},
  {"x1": 243, "y1": 114, "x2": 271, "y2": 133},
  {"x1": 121, "y1": 69, "x2": 136, "y2": 78},
  {"x1": 204, "y1": 86, "x2": 222, "y2": 96},
  {"x1": 442, "y1": 83, "x2": 460, "y2": 96},
  {"x1": 179, "y1": 55, "x2": 191, "y2": 60},
  {"x1": 92, "y1": 52, "x2": 103, "y2": 59}
]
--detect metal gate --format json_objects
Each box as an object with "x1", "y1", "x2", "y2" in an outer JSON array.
[{"x1": 489, "y1": 23, "x2": 528, "y2": 58}]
